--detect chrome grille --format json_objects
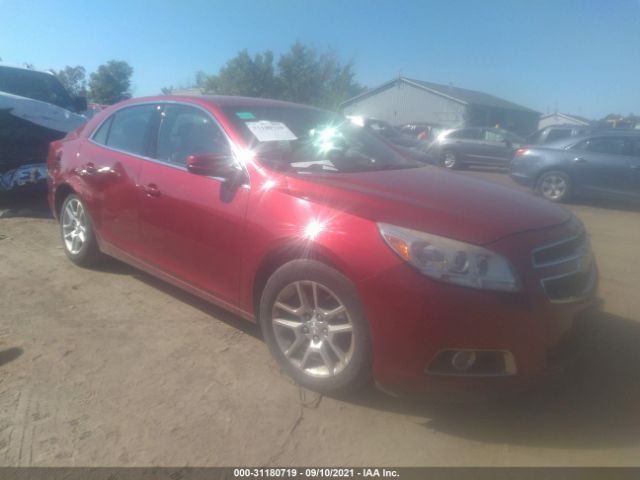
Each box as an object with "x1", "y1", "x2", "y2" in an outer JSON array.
[
  {"x1": 532, "y1": 229, "x2": 596, "y2": 303},
  {"x1": 531, "y1": 231, "x2": 587, "y2": 268}
]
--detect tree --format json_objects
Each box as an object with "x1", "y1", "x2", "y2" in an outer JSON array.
[
  {"x1": 277, "y1": 42, "x2": 365, "y2": 109},
  {"x1": 165, "y1": 42, "x2": 365, "y2": 109},
  {"x1": 88, "y1": 60, "x2": 133, "y2": 104},
  {"x1": 54, "y1": 65, "x2": 87, "y2": 97},
  {"x1": 206, "y1": 49, "x2": 279, "y2": 98}
]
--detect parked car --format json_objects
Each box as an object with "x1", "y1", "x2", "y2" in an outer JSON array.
[
  {"x1": 510, "y1": 131, "x2": 640, "y2": 202},
  {"x1": 48, "y1": 95, "x2": 599, "y2": 397},
  {"x1": 527, "y1": 125, "x2": 593, "y2": 145},
  {"x1": 0, "y1": 64, "x2": 87, "y2": 192},
  {"x1": 348, "y1": 116, "x2": 434, "y2": 164},
  {"x1": 426, "y1": 127, "x2": 526, "y2": 169}
]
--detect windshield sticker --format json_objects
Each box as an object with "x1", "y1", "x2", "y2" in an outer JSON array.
[
  {"x1": 245, "y1": 121, "x2": 298, "y2": 142},
  {"x1": 235, "y1": 111, "x2": 256, "y2": 120}
]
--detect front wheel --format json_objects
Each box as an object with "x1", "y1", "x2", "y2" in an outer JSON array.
[
  {"x1": 536, "y1": 170, "x2": 572, "y2": 202},
  {"x1": 259, "y1": 260, "x2": 372, "y2": 394}
]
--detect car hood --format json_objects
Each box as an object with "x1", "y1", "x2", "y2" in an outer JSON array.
[{"x1": 286, "y1": 165, "x2": 571, "y2": 245}]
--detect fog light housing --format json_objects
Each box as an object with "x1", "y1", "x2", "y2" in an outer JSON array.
[
  {"x1": 426, "y1": 350, "x2": 517, "y2": 376},
  {"x1": 451, "y1": 350, "x2": 476, "y2": 371}
]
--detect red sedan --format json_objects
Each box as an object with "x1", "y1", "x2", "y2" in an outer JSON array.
[{"x1": 47, "y1": 96, "x2": 599, "y2": 396}]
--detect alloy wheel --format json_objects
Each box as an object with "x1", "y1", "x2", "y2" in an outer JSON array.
[
  {"x1": 61, "y1": 198, "x2": 87, "y2": 255},
  {"x1": 443, "y1": 151, "x2": 457, "y2": 168},
  {"x1": 540, "y1": 174, "x2": 568, "y2": 200},
  {"x1": 271, "y1": 281, "x2": 355, "y2": 378}
]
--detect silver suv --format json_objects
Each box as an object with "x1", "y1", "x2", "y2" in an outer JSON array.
[{"x1": 427, "y1": 127, "x2": 525, "y2": 169}]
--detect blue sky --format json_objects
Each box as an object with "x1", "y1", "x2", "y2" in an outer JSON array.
[{"x1": 1, "y1": 0, "x2": 639, "y2": 119}]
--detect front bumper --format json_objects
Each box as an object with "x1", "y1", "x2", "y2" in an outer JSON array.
[{"x1": 357, "y1": 221, "x2": 600, "y2": 399}]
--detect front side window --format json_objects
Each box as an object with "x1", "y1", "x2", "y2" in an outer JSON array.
[
  {"x1": 102, "y1": 105, "x2": 156, "y2": 156},
  {"x1": 573, "y1": 137, "x2": 626, "y2": 156},
  {"x1": 156, "y1": 104, "x2": 230, "y2": 166}
]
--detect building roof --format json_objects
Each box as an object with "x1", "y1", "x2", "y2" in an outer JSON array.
[
  {"x1": 341, "y1": 76, "x2": 539, "y2": 114},
  {"x1": 539, "y1": 112, "x2": 593, "y2": 126}
]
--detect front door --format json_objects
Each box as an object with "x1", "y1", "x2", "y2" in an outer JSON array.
[
  {"x1": 136, "y1": 103, "x2": 249, "y2": 304},
  {"x1": 569, "y1": 136, "x2": 636, "y2": 197}
]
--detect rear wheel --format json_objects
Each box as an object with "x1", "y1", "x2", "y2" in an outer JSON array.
[
  {"x1": 259, "y1": 259, "x2": 372, "y2": 394},
  {"x1": 536, "y1": 170, "x2": 572, "y2": 202},
  {"x1": 60, "y1": 194, "x2": 103, "y2": 266},
  {"x1": 442, "y1": 150, "x2": 460, "y2": 169}
]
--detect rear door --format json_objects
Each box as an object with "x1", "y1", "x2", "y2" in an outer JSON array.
[
  {"x1": 81, "y1": 103, "x2": 158, "y2": 256},
  {"x1": 568, "y1": 136, "x2": 635, "y2": 197},
  {"x1": 136, "y1": 102, "x2": 249, "y2": 304},
  {"x1": 445, "y1": 128, "x2": 483, "y2": 162},
  {"x1": 626, "y1": 137, "x2": 640, "y2": 199}
]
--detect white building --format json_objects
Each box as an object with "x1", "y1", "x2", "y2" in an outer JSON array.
[
  {"x1": 341, "y1": 77, "x2": 540, "y2": 136},
  {"x1": 538, "y1": 112, "x2": 592, "y2": 130}
]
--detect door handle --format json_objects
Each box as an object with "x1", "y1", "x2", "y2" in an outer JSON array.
[
  {"x1": 573, "y1": 157, "x2": 587, "y2": 164},
  {"x1": 144, "y1": 183, "x2": 160, "y2": 197},
  {"x1": 82, "y1": 162, "x2": 97, "y2": 175}
]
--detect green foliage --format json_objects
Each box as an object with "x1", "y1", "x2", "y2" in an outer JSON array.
[
  {"x1": 206, "y1": 50, "x2": 279, "y2": 98},
  {"x1": 54, "y1": 65, "x2": 87, "y2": 97},
  {"x1": 88, "y1": 60, "x2": 134, "y2": 105},
  {"x1": 163, "y1": 42, "x2": 365, "y2": 110}
]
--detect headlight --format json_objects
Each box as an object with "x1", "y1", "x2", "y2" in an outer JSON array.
[{"x1": 378, "y1": 223, "x2": 520, "y2": 292}]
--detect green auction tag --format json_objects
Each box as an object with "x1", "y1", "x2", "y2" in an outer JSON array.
[{"x1": 236, "y1": 112, "x2": 256, "y2": 120}]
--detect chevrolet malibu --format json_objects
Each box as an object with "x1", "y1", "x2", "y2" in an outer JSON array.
[{"x1": 47, "y1": 96, "x2": 600, "y2": 396}]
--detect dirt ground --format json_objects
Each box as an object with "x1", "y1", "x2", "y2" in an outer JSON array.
[{"x1": 1, "y1": 171, "x2": 639, "y2": 467}]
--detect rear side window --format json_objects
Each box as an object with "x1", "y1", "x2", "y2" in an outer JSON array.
[
  {"x1": 484, "y1": 130, "x2": 505, "y2": 143},
  {"x1": 573, "y1": 137, "x2": 626, "y2": 155},
  {"x1": 447, "y1": 129, "x2": 480, "y2": 140},
  {"x1": 156, "y1": 104, "x2": 230, "y2": 166},
  {"x1": 92, "y1": 116, "x2": 113, "y2": 145},
  {"x1": 629, "y1": 138, "x2": 640, "y2": 157},
  {"x1": 97, "y1": 105, "x2": 156, "y2": 156}
]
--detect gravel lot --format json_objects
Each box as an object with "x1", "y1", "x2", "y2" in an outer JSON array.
[{"x1": 0, "y1": 170, "x2": 639, "y2": 466}]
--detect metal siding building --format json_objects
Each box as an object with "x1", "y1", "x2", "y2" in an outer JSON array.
[
  {"x1": 341, "y1": 77, "x2": 540, "y2": 136},
  {"x1": 538, "y1": 112, "x2": 591, "y2": 130}
]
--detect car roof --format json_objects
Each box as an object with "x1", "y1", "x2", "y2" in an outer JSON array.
[
  {"x1": 543, "y1": 130, "x2": 640, "y2": 148},
  {"x1": 125, "y1": 94, "x2": 327, "y2": 111}
]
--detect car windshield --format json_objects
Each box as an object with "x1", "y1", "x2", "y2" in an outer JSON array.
[
  {"x1": 0, "y1": 66, "x2": 74, "y2": 110},
  {"x1": 222, "y1": 105, "x2": 422, "y2": 173}
]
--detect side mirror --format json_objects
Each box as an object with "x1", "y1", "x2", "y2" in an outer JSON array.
[
  {"x1": 73, "y1": 96, "x2": 88, "y2": 113},
  {"x1": 186, "y1": 153, "x2": 236, "y2": 177}
]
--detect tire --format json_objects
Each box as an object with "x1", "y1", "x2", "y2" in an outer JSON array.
[
  {"x1": 259, "y1": 259, "x2": 372, "y2": 394},
  {"x1": 60, "y1": 194, "x2": 103, "y2": 266},
  {"x1": 536, "y1": 170, "x2": 572, "y2": 202},
  {"x1": 441, "y1": 150, "x2": 461, "y2": 169}
]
